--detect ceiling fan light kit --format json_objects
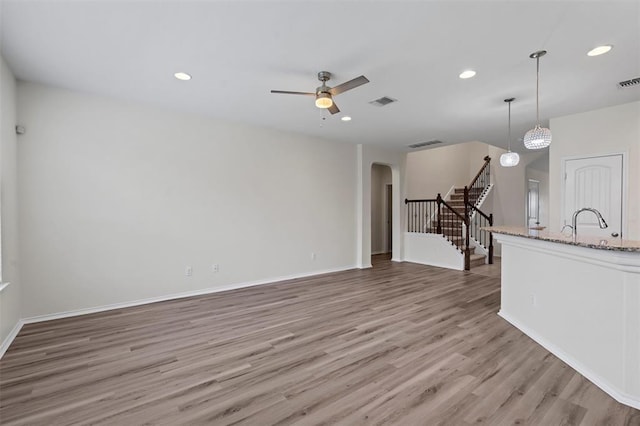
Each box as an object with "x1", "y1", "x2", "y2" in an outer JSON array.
[
  {"x1": 500, "y1": 97, "x2": 520, "y2": 167},
  {"x1": 523, "y1": 50, "x2": 552, "y2": 150},
  {"x1": 315, "y1": 92, "x2": 333, "y2": 109},
  {"x1": 271, "y1": 71, "x2": 369, "y2": 115}
]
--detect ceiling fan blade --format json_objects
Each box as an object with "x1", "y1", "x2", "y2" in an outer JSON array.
[
  {"x1": 328, "y1": 102, "x2": 340, "y2": 115},
  {"x1": 329, "y1": 75, "x2": 369, "y2": 96},
  {"x1": 270, "y1": 90, "x2": 315, "y2": 96}
]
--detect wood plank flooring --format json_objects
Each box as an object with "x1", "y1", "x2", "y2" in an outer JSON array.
[{"x1": 1, "y1": 255, "x2": 638, "y2": 425}]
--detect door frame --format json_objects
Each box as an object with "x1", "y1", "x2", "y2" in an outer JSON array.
[
  {"x1": 560, "y1": 151, "x2": 627, "y2": 238},
  {"x1": 385, "y1": 184, "x2": 392, "y2": 253},
  {"x1": 527, "y1": 179, "x2": 540, "y2": 227}
]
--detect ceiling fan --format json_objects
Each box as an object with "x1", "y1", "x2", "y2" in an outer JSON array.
[{"x1": 271, "y1": 71, "x2": 369, "y2": 115}]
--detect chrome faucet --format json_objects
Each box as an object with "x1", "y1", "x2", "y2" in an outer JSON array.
[{"x1": 571, "y1": 207, "x2": 608, "y2": 237}]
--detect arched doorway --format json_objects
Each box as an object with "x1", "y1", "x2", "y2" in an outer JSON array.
[{"x1": 371, "y1": 164, "x2": 392, "y2": 262}]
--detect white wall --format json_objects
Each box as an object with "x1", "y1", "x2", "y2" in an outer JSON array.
[
  {"x1": 406, "y1": 142, "x2": 489, "y2": 199},
  {"x1": 0, "y1": 55, "x2": 22, "y2": 348},
  {"x1": 17, "y1": 82, "x2": 358, "y2": 318},
  {"x1": 487, "y1": 146, "x2": 550, "y2": 255},
  {"x1": 371, "y1": 164, "x2": 392, "y2": 254},
  {"x1": 549, "y1": 101, "x2": 640, "y2": 239},
  {"x1": 486, "y1": 145, "x2": 526, "y2": 228},
  {"x1": 404, "y1": 233, "x2": 464, "y2": 270}
]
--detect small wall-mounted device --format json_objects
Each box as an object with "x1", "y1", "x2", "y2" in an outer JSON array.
[{"x1": 15, "y1": 125, "x2": 26, "y2": 135}]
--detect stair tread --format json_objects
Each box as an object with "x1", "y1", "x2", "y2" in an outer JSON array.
[
  {"x1": 454, "y1": 188, "x2": 484, "y2": 193},
  {"x1": 469, "y1": 252, "x2": 486, "y2": 268}
]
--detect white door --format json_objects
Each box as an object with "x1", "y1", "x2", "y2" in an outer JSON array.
[{"x1": 563, "y1": 154, "x2": 623, "y2": 238}]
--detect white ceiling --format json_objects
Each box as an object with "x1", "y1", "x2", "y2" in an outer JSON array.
[{"x1": 1, "y1": 1, "x2": 639, "y2": 151}]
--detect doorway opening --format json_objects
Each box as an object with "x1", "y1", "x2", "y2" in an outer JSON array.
[
  {"x1": 527, "y1": 179, "x2": 540, "y2": 228},
  {"x1": 371, "y1": 164, "x2": 393, "y2": 262}
]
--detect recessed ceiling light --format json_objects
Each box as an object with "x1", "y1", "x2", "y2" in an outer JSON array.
[
  {"x1": 459, "y1": 70, "x2": 476, "y2": 79},
  {"x1": 341, "y1": 116, "x2": 352, "y2": 122},
  {"x1": 587, "y1": 45, "x2": 613, "y2": 57},
  {"x1": 174, "y1": 72, "x2": 192, "y2": 81}
]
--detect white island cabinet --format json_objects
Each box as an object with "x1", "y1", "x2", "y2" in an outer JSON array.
[{"x1": 487, "y1": 227, "x2": 640, "y2": 410}]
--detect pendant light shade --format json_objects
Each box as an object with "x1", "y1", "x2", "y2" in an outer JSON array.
[
  {"x1": 523, "y1": 50, "x2": 551, "y2": 150},
  {"x1": 523, "y1": 124, "x2": 552, "y2": 149},
  {"x1": 500, "y1": 97, "x2": 520, "y2": 167},
  {"x1": 500, "y1": 151, "x2": 520, "y2": 167}
]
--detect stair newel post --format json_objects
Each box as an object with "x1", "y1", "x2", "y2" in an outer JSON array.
[
  {"x1": 404, "y1": 198, "x2": 409, "y2": 232},
  {"x1": 488, "y1": 213, "x2": 494, "y2": 264},
  {"x1": 436, "y1": 193, "x2": 442, "y2": 235},
  {"x1": 463, "y1": 186, "x2": 470, "y2": 270},
  {"x1": 483, "y1": 155, "x2": 491, "y2": 188}
]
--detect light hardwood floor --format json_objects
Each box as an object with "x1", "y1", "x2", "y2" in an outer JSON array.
[{"x1": 1, "y1": 256, "x2": 638, "y2": 425}]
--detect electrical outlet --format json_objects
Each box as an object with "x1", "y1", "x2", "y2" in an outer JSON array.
[
  {"x1": 212, "y1": 264, "x2": 219, "y2": 273},
  {"x1": 185, "y1": 266, "x2": 193, "y2": 277},
  {"x1": 530, "y1": 293, "x2": 537, "y2": 307},
  {"x1": 311, "y1": 252, "x2": 316, "y2": 261}
]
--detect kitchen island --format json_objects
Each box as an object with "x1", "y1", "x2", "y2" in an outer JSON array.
[{"x1": 486, "y1": 226, "x2": 640, "y2": 410}]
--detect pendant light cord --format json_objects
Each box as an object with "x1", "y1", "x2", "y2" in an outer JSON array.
[
  {"x1": 536, "y1": 56, "x2": 540, "y2": 125},
  {"x1": 508, "y1": 101, "x2": 512, "y2": 151}
]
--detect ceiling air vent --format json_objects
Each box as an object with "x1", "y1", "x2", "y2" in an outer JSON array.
[
  {"x1": 408, "y1": 140, "x2": 443, "y2": 149},
  {"x1": 618, "y1": 77, "x2": 640, "y2": 88},
  {"x1": 369, "y1": 96, "x2": 397, "y2": 107}
]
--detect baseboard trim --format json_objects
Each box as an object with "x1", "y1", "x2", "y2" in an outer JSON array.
[
  {"x1": 404, "y1": 258, "x2": 464, "y2": 271},
  {"x1": 0, "y1": 320, "x2": 24, "y2": 359},
  {"x1": 498, "y1": 310, "x2": 640, "y2": 410},
  {"x1": 21, "y1": 265, "x2": 358, "y2": 326}
]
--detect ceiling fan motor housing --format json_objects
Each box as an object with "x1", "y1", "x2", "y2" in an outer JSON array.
[
  {"x1": 316, "y1": 71, "x2": 332, "y2": 95},
  {"x1": 316, "y1": 85, "x2": 331, "y2": 95},
  {"x1": 317, "y1": 71, "x2": 332, "y2": 82}
]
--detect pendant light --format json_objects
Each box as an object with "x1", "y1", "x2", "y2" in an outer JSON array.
[
  {"x1": 500, "y1": 98, "x2": 520, "y2": 167},
  {"x1": 523, "y1": 50, "x2": 552, "y2": 149}
]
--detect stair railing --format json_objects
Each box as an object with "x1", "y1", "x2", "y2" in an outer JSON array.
[
  {"x1": 405, "y1": 195, "x2": 466, "y2": 255},
  {"x1": 464, "y1": 187, "x2": 471, "y2": 270},
  {"x1": 463, "y1": 155, "x2": 493, "y2": 267},
  {"x1": 468, "y1": 155, "x2": 491, "y2": 196},
  {"x1": 438, "y1": 194, "x2": 467, "y2": 255},
  {"x1": 405, "y1": 155, "x2": 493, "y2": 271},
  {"x1": 405, "y1": 198, "x2": 440, "y2": 233},
  {"x1": 465, "y1": 202, "x2": 494, "y2": 264}
]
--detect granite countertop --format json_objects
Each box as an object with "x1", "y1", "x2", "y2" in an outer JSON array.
[{"x1": 483, "y1": 226, "x2": 640, "y2": 252}]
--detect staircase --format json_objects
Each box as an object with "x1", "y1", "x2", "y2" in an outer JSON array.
[
  {"x1": 405, "y1": 156, "x2": 494, "y2": 271},
  {"x1": 441, "y1": 188, "x2": 489, "y2": 268}
]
